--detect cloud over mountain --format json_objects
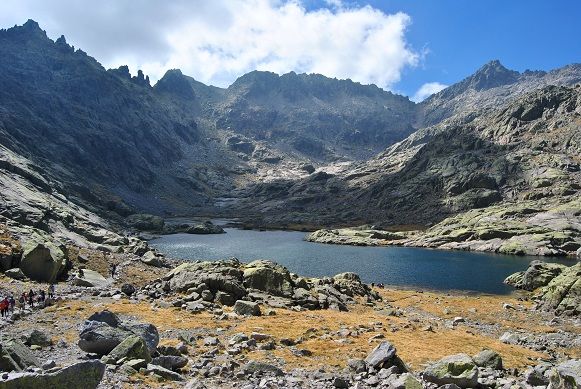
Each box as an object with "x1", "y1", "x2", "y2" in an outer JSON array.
[{"x1": 0, "y1": 0, "x2": 419, "y2": 89}]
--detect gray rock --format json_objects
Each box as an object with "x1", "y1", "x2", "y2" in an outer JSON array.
[
  {"x1": 214, "y1": 291, "x2": 235, "y2": 306},
  {"x1": 70, "y1": 269, "x2": 110, "y2": 288},
  {"x1": 233, "y1": 300, "x2": 261, "y2": 316},
  {"x1": 0, "y1": 360, "x2": 105, "y2": 389},
  {"x1": 0, "y1": 338, "x2": 40, "y2": 372},
  {"x1": 365, "y1": 341, "x2": 399, "y2": 369},
  {"x1": 347, "y1": 358, "x2": 367, "y2": 373},
  {"x1": 548, "y1": 359, "x2": 581, "y2": 389},
  {"x1": 146, "y1": 363, "x2": 184, "y2": 381},
  {"x1": 151, "y1": 355, "x2": 188, "y2": 371},
  {"x1": 243, "y1": 360, "x2": 284, "y2": 376},
  {"x1": 124, "y1": 359, "x2": 147, "y2": 370},
  {"x1": 19, "y1": 236, "x2": 68, "y2": 283},
  {"x1": 107, "y1": 335, "x2": 151, "y2": 363},
  {"x1": 22, "y1": 329, "x2": 52, "y2": 348},
  {"x1": 472, "y1": 349, "x2": 503, "y2": 370},
  {"x1": 4, "y1": 268, "x2": 26, "y2": 280},
  {"x1": 78, "y1": 311, "x2": 159, "y2": 355},
  {"x1": 422, "y1": 353, "x2": 478, "y2": 388},
  {"x1": 140, "y1": 251, "x2": 162, "y2": 267},
  {"x1": 332, "y1": 377, "x2": 349, "y2": 388},
  {"x1": 388, "y1": 373, "x2": 423, "y2": 389},
  {"x1": 242, "y1": 260, "x2": 294, "y2": 297},
  {"x1": 121, "y1": 284, "x2": 136, "y2": 296}
]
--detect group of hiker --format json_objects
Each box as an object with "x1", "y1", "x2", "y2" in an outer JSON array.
[{"x1": 0, "y1": 284, "x2": 56, "y2": 318}]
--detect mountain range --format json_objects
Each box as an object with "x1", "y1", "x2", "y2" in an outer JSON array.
[{"x1": 1, "y1": 20, "x2": 580, "y2": 256}]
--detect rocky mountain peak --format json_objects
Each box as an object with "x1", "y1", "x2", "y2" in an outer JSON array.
[
  {"x1": 154, "y1": 69, "x2": 196, "y2": 100},
  {"x1": 469, "y1": 60, "x2": 520, "y2": 90},
  {"x1": 1, "y1": 19, "x2": 48, "y2": 41}
]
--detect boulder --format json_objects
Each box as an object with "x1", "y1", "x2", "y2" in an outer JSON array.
[
  {"x1": 71, "y1": 269, "x2": 109, "y2": 288},
  {"x1": 146, "y1": 364, "x2": 184, "y2": 381},
  {"x1": 214, "y1": 291, "x2": 235, "y2": 306},
  {"x1": 423, "y1": 354, "x2": 478, "y2": 388},
  {"x1": 243, "y1": 360, "x2": 284, "y2": 376},
  {"x1": 242, "y1": 260, "x2": 293, "y2": 297},
  {"x1": 151, "y1": 355, "x2": 188, "y2": 371},
  {"x1": 472, "y1": 349, "x2": 503, "y2": 370},
  {"x1": 78, "y1": 310, "x2": 159, "y2": 355},
  {"x1": 166, "y1": 260, "x2": 246, "y2": 298},
  {"x1": 233, "y1": 300, "x2": 261, "y2": 316},
  {"x1": 21, "y1": 330, "x2": 52, "y2": 348},
  {"x1": 548, "y1": 359, "x2": 581, "y2": 389},
  {"x1": 19, "y1": 237, "x2": 68, "y2": 283},
  {"x1": 107, "y1": 335, "x2": 151, "y2": 363},
  {"x1": 364, "y1": 341, "x2": 408, "y2": 372},
  {"x1": 389, "y1": 373, "x2": 423, "y2": 389},
  {"x1": 140, "y1": 251, "x2": 162, "y2": 267},
  {"x1": 121, "y1": 283, "x2": 136, "y2": 296},
  {"x1": 4, "y1": 268, "x2": 26, "y2": 280},
  {"x1": 0, "y1": 338, "x2": 40, "y2": 372},
  {"x1": 0, "y1": 360, "x2": 105, "y2": 389}
]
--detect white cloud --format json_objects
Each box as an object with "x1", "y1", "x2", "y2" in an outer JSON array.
[
  {"x1": 412, "y1": 82, "x2": 447, "y2": 102},
  {"x1": 0, "y1": 0, "x2": 420, "y2": 89}
]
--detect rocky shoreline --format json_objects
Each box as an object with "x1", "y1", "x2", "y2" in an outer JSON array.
[{"x1": 307, "y1": 196, "x2": 581, "y2": 258}]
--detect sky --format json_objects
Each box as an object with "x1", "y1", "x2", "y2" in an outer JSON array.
[{"x1": 0, "y1": 0, "x2": 579, "y2": 101}]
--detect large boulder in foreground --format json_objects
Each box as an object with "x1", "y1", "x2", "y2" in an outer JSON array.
[
  {"x1": 0, "y1": 360, "x2": 105, "y2": 389},
  {"x1": 19, "y1": 236, "x2": 68, "y2": 283},
  {"x1": 78, "y1": 310, "x2": 159, "y2": 355},
  {"x1": 423, "y1": 353, "x2": 479, "y2": 388},
  {"x1": 0, "y1": 338, "x2": 40, "y2": 372}
]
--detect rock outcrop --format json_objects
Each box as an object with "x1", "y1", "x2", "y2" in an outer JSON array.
[
  {"x1": 159, "y1": 259, "x2": 379, "y2": 312},
  {"x1": 506, "y1": 261, "x2": 580, "y2": 315}
]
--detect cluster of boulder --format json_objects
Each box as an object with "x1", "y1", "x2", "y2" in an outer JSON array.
[
  {"x1": 505, "y1": 260, "x2": 580, "y2": 315},
  {"x1": 77, "y1": 310, "x2": 188, "y2": 382},
  {"x1": 141, "y1": 258, "x2": 380, "y2": 313}
]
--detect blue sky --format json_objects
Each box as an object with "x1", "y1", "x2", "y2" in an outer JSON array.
[
  {"x1": 342, "y1": 0, "x2": 581, "y2": 97},
  {"x1": 0, "y1": 0, "x2": 579, "y2": 101}
]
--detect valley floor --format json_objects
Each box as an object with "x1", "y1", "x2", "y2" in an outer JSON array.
[{"x1": 1, "y1": 270, "x2": 579, "y2": 388}]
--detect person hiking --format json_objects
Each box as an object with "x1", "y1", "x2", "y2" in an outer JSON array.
[
  {"x1": 19, "y1": 293, "x2": 25, "y2": 309},
  {"x1": 48, "y1": 284, "x2": 55, "y2": 299},
  {"x1": 9, "y1": 295, "x2": 15, "y2": 313},
  {"x1": 110, "y1": 263, "x2": 117, "y2": 278},
  {"x1": 28, "y1": 289, "x2": 35, "y2": 307},
  {"x1": 0, "y1": 298, "x2": 7, "y2": 317}
]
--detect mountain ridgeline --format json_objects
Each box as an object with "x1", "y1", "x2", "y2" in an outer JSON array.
[{"x1": 1, "y1": 20, "x2": 580, "y2": 257}]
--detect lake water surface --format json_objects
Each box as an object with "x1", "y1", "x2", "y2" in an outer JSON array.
[{"x1": 150, "y1": 228, "x2": 569, "y2": 294}]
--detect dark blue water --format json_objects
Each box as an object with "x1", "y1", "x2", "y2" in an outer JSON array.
[{"x1": 150, "y1": 228, "x2": 570, "y2": 294}]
